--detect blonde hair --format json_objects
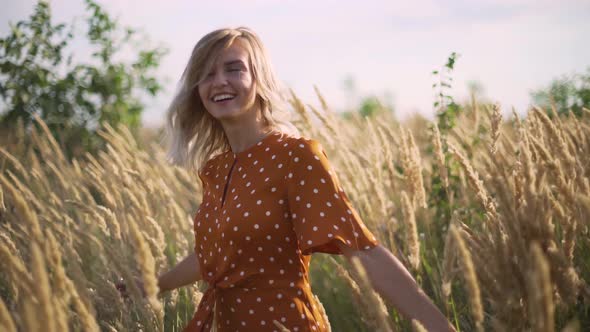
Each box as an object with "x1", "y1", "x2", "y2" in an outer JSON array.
[{"x1": 165, "y1": 27, "x2": 299, "y2": 172}]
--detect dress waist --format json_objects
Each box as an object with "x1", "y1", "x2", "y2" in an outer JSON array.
[{"x1": 183, "y1": 276, "x2": 308, "y2": 332}]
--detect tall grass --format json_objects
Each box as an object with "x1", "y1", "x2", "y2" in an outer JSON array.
[{"x1": 1, "y1": 96, "x2": 589, "y2": 331}]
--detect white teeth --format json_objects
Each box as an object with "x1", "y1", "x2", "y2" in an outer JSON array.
[{"x1": 213, "y1": 94, "x2": 235, "y2": 102}]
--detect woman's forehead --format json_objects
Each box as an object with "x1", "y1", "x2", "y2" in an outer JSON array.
[{"x1": 211, "y1": 39, "x2": 251, "y2": 66}]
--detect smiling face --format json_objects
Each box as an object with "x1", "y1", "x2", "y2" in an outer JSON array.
[{"x1": 197, "y1": 38, "x2": 258, "y2": 121}]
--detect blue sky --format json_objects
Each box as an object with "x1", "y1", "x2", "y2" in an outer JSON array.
[{"x1": 2, "y1": 0, "x2": 590, "y2": 127}]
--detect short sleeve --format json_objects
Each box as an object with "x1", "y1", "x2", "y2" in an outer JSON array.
[{"x1": 287, "y1": 138, "x2": 379, "y2": 255}]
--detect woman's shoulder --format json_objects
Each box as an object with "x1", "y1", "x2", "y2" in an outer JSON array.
[
  {"x1": 276, "y1": 132, "x2": 319, "y2": 148},
  {"x1": 274, "y1": 132, "x2": 325, "y2": 162}
]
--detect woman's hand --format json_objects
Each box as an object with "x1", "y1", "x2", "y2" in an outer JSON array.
[
  {"x1": 115, "y1": 276, "x2": 146, "y2": 299},
  {"x1": 116, "y1": 252, "x2": 201, "y2": 300}
]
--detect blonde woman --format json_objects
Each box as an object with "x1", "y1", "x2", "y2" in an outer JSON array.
[{"x1": 159, "y1": 27, "x2": 454, "y2": 332}]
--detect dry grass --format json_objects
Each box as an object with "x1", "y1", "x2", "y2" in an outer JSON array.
[{"x1": 1, "y1": 93, "x2": 589, "y2": 331}]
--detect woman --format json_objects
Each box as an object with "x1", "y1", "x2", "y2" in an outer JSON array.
[{"x1": 161, "y1": 27, "x2": 454, "y2": 332}]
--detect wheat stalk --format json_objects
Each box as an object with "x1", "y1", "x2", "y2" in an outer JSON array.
[{"x1": 449, "y1": 225, "x2": 483, "y2": 332}]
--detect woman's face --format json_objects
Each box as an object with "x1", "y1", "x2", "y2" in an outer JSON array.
[{"x1": 197, "y1": 39, "x2": 258, "y2": 121}]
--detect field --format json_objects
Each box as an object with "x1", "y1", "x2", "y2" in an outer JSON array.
[{"x1": 1, "y1": 95, "x2": 589, "y2": 331}]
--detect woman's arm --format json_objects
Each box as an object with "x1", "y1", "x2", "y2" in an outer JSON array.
[
  {"x1": 337, "y1": 243, "x2": 455, "y2": 332},
  {"x1": 157, "y1": 251, "x2": 202, "y2": 295}
]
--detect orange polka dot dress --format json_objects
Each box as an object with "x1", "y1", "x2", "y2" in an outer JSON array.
[{"x1": 184, "y1": 131, "x2": 379, "y2": 332}]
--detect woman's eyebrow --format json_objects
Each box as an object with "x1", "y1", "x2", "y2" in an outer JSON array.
[{"x1": 223, "y1": 60, "x2": 246, "y2": 67}]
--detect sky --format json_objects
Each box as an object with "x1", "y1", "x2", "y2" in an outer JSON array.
[{"x1": 2, "y1": 0, "x2": 590, "y2": 127}]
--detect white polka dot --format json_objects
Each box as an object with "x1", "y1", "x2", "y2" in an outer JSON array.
[
  {"x1": 266, "y1": 211, "x2": 271, "y2": 216},
  {"x1": 306, "y1": 203, "x2": 311, "y2": 208},
  {"x1": 307, "y1": 165, "x2": 312, "y2": 170},
  {"x1": 254, "y1": 224, "x2": 259, "y2": 229},
  {"x1": 300, "y1": 180, "x2": 305, "y2": 185},
  {"x1": 244, "y1": 212, "x2": 249, "y2": 217},
  {"x1": 260, "y1": 268, "x2": 265, "y2": 273},
  {"x1": 294, "y1": 157, "x2": 299, "y2": 162},
  {"x1": 233, "y1": 226, "x2": 238, "y2": 231},
  {"x1": 313, "y1": 188, "x2": 318, "y2": 193},
  {"x1": 307, "y1": 240, "x2": 312, "y2": 245},
  {"x1": 320, "y1": 212, "x2": 325, "y2": 217},
  {"x1": 271, "y1": 187, "x2": 276, "y2": 192},
  {"x1": 277, "y1": 293, "x2": 283, "y2": 299},
  {"x1": 275, "y1": 224, "x2": 279, "y2": 229},
  {"x1": 259, "y1": 167, "x2": 264, "y2": 172},
  {"x1": 288, "y1": 173, "x2": 293, "y2": 178}
]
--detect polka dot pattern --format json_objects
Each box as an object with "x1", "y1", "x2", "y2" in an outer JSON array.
[
  {"x1": 287, "y1": 138, "x2": 379, "y2": 255},
  {"x1": 186, "y1": 132, "x2": 379, "y2": 332}
]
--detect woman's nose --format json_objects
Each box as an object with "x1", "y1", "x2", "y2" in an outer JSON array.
[{"x1": 211, "y1": 71, "x2": 229, "y2": 87}]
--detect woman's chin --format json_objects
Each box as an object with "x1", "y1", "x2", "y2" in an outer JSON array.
[{"x1": 213, "y1": 108, "x2": 249, "y2": 122}]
